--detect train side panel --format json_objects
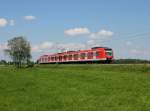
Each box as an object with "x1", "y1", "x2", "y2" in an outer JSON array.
[{"x1": 38, "y1": 47, "x2": 114, "y2": 64}]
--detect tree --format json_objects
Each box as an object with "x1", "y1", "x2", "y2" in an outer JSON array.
[
  {"x1": 5, "y1": 37, "x2": 31, "y2": 68},
  {"x1": 0, "y1": 60, "x2": 7, "y2": 65}
]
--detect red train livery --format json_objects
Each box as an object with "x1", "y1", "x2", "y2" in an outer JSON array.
[{"x1": 38, "y1": 47, "x2": 114, "y2": 64}]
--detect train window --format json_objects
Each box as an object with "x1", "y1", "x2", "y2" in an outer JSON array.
[
  {"x1": 96, "y1": 51, "x2": 100, "y2": 56},
  {"x1": 55, "y1": 57, "x2": 57, "y2": 61},
  {"x1": 45, "y1": 58, "x2": 47, "y2": 62},
  {"x1": 74, "y1": 54, "x2": 78, "y2": 60},
  {"x1": 69, "y1": 55, "x2": 72, "y2": 60},
  {"x1": 106, "y1": 51, "x2": 113, "y2": 56},
  {"x1": 56, "y1": 56, "x2": 59, "y2": 61},
  {"x1": 80, "y1": 53, "x2": 85, "y2": 59},
  {"x1": 48, "y1": 57, "x2": 51, "y2": 61},
  {"x1": 59, "y1": 56, "x2": 62, "y2": 61},
  {"x1": 64, "y1": 55, "x2": 67, "y2": 60},
  {"x1": 85, "y1": 53, "x2": 87, "y2": 57},
  {"x1": 51, "y1": 57, "x2": 55, "y2": 61},
  {"x1": 87, "y1": 52, "x2": 93, "y2": 59}
]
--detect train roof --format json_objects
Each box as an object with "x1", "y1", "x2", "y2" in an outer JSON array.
[{"x1": 91, "y1": 47, "x2": 112, "y2": 50}]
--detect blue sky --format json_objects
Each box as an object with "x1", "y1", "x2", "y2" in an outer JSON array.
[{"x1": 0, "y1": 0, "x2": 150, "y2": 60}]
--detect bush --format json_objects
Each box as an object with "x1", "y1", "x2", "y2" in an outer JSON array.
[
  {"x1": 26, "y1": 61, "x2": 34, "y2": 68},
  {"x1": 0, "y1": 60, "x2": 7, "y2": 65}
]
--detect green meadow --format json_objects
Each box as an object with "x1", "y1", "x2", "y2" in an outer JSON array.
[{"x1": 0, "y1": 64, "x2": 150, "y2": 111}]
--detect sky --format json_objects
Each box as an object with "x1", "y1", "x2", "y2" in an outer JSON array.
[{"x1": 0, "y1": 0, "x2": 150, "y2": 61}]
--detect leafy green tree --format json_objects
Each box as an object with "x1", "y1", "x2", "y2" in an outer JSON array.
[{"x1": 5, "y1": 37, "x2": 31, "y2": 68}]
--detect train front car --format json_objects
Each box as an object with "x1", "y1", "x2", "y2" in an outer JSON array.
[
  {"x1": 104, "y1": 47, "x2": 114, "y2": 63},
  {"x1": 92, "y1": 47, "x2": 114, "y2": 63}
]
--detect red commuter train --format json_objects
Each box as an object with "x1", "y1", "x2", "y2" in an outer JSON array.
[{"x1": 37, "y1": 47, "x2": 114, "y2": 64}]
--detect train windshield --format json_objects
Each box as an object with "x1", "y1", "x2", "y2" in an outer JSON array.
[
  {"x1": 105, "y1": 49, "x2": 113, "y2": 56},
  {"x1": 106, "y1": 51, "x2": 113, "y2": 56}
]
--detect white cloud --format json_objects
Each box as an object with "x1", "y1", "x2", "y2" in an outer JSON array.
[
  {"x1": 9, "y1": 20, "x2": 15, "y2": 26},
  {"x1": 0, "y1": 18, "x2": 15, "y2": 27},
  {"x1": 0, "y1": 43, "x2": 7, "y2": 50},
  {"x1": 57, "y1": 43, "x2": 85, "y2": 51},
  {"x1": 130, "y1": 49, "x2": 150, "y2": 56},
  {"x1": 64, "y1": 27, "x2": 90, "y2": 36},
  {"x1": 126, "y1": 41, "x2": 132, "y2": 46},
  {"x1": 98, "y1": 29, "x2": 113, "y2": 36},
  {"x1": 31, "y1": 42, "x2": 54, "y2": 53},
  {"x1": 86, "y1": 39, "x2": 99, "y2": 47},
  {"x1": 90, "y1": 29, "x2": 114, "y2": 39},
  {"x1": 0, "y1": 18, "x2": 8, "y2": 27},
  {"x1": 64, "y1": 27, "x2": 114, "y2": 41},
  {"x1": 130, "y1": 49, "x2": 139, "y2": 54},
  {"x1": 31, "y1": 45, "x2": 40, "y2": 52},
  {"x1": 87, "y1": 40, "x2": 96, "y2": 45},
  {"x1": 31, "y1": 41, "x2": 86, "y2": 53},
  {"x1": 24, "y1": 15, "x2": 36, "y2": 21},
  {"x1": 0, "y1": 43, "x2": 7, "y2": 59},
  {"x1": 40, "y1": 42, "x2": 54, "y2": 49}
]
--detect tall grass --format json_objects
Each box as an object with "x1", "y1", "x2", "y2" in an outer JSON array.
[{"x1": 0, "y1": 64, "x2": 150, "y2": 111}]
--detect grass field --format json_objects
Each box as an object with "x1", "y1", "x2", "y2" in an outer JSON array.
[{"x1": 0, "y1": 64, "x2": 150, "y2": 111}]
